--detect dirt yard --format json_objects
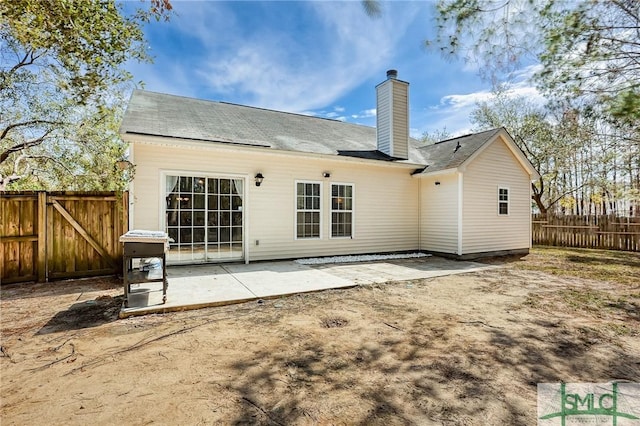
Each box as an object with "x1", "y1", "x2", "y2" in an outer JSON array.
[{"x1": 1, "y1": 247, "x2": 639, "y2": 425}]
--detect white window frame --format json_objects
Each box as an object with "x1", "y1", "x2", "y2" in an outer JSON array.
[
  {"x1": 330, "y1": 182, "x2": 354, "y2": 239},
  {"x1": 498, "y1": 186, "x2": 510, "y2": 216},
  {"x1": 159, "y1": 170, "x2": 248, "y2": 264},
  {"x1": 294, "y1": 180, "x2": 322, "y2": 240}
]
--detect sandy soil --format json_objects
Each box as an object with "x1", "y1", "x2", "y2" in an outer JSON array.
[{"x1": 1, "y1": 257, "x2": 639, "y2": 425}]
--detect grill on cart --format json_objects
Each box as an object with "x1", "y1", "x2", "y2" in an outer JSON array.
[{"x1": 119, "y1": 231, "x2": 169, "y2": 308}]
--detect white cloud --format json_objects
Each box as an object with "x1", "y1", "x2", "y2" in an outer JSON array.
[
  {"x1": 439, "y1": 90, "x2": 495, "y2": 110},
  {"x1": 321, "y1": 106, "x2": 348, "y2": 118},
  {"x1": 304, "y1": 107, "x2": 376, "y2": 124},
  {"x1": 136, "y1": 1, "x2": 423, "y2": 113},
  {"x1": 512, "y1": 63, "x2": 543, "y2": 81},
  {"x1": 416, "y1": 68, "x2": 546, "y2": 137},
  {"x1": 350, "y1": 108, "x2": 376, "y2": 119},
  {"x1": 132, "y1": 2, "x2": 550, "y2": 143}
]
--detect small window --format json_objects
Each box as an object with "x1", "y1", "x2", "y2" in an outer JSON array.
[
  {"x1": 498, "y1": 187, "x2": 509, "y2": 215},
  {"x1": 296, "y1": 182, "x2": 321, "y2": 238},
  {"x1": 331, "y1": 184, "x2": 353, "y2": 238}
]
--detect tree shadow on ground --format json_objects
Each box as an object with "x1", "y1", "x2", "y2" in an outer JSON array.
[
  {"x1": 0, "y1": 276, "x2": 122, "y2": 301},
  {"x1": 222, "y1": 297, "x2": 640, "y2": 425},
  {"x1": 476, "y1": 253, "x2": 529, "y2": 266},
  {"x1": 566, "y1": 254, "x2": 640, "y2": 268},
  {"x1": 36, "y1": 295, "x2": 124, "y2": 335}
]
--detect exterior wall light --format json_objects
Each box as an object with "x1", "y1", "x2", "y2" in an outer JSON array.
[
  {"x1": 116, "y1": 159, "x2": 133, "y2": 171},
  {"x1": 435, "y1": 181, "x2": 441, "y2": 186},
  {"x1": 323, "y1": 172, "x2": 331, "y2": 178},
  {"x1": 255, "y1": 172, "x2": 264, "y2": 187}
]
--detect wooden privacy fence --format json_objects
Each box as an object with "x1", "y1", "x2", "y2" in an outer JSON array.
[
  {"x1": 532, "y1": 214, "x2": 640, "y2": 251},
  {"x1": 1, "y1": 191, "x2": 128, "y2": 284}
]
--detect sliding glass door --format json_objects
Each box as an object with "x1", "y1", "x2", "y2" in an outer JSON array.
[{"x1": 165, "y1": 175, "x2": 244, "y2": 263}]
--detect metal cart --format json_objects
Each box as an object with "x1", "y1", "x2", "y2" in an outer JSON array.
[{"x1": 120, "y1": 232, "x2": 169, "y2": 307}]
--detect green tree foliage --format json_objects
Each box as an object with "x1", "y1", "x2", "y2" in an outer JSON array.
[
  {"x1": 361, "y1": 0, "x2": 382, "y2": 19},
  {"x1": 472, "y1": 91, "x2": 640, "y2": 216},
  {"x1": 432, "y1": 0, "x2": 639, "y2": 125},
  {"x1": 362, "y1": 0, "x2": 639, "y2": 215},
  {"x1": 0, "y1": 0, "x2": 172, "y2": 190},
  {"x1": 421, "y1": 128, "x2": 452, "y2": 145},
  {"x1": 471, "y1": 92, "x2": 557, "y2": 214}
]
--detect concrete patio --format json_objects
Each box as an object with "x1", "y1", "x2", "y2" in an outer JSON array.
[{"x1": 119, "y1": 256, "x2": 494, "y2": 318}]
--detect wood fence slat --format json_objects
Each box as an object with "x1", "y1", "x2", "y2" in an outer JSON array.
[
  {"x1": 96, "y1": 200, "x2": 105, "y2": 270},
  {"x1": 19, "y1": 241, "x2": 34, "y2": 278},
  {"x1": 51, "y1": 200, "x2": 62, "y2": 276},
  {"x1": 17, "y1": 195, "x2": 35, "y2": 279},
  {"x1": 64, "y1": 199, "x2": 76, "y2": 274},
  {"x1": 89, "y1": 199, "x2": 100, "y2": 270},
  {"x1": 77, "y1": 197, "x2": 88, "y2": 272},
  {"x1": 37, "y1": 192, "x2": 46, "y2": 282},
  {"x1": 104, "y1": 200, "x2": 114, "y2": 270},
  {"x1": 532, "y1": 213, "x2": 640, "y2": 251}
]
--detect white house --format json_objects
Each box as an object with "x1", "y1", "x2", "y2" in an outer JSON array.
[{"x1": 120, "y1": 70, "x2": 539, "y2": 265}]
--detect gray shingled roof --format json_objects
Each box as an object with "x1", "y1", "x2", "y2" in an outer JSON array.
[
  {"x1": 120, "y1": 90, "x2": 510, "y2": 172},
  {"x1": 120, "y1": 90, "x2": 427, "y2": 163},
  {"x1": 415, "y1": 128, "x2": 503, "y2": 174}
]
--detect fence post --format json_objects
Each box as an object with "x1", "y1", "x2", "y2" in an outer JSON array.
[{"x1": 37, "y1": 192, "x2": 47, "y2": 282}]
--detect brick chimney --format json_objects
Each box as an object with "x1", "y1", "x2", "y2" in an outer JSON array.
[{"x1": 376, "y1": 69, "x2": 409, "y2": 159}]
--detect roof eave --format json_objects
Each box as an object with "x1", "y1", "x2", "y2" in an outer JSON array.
[
  {"x1": 122, "y1": 133, "x2": 426, "y2": 169},
  {"x1": 412, "y1": 167, "x2": 458, "y2": 178}
]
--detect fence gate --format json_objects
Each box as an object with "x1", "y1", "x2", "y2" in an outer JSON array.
[{"x1": 1, "y1": 192, "x2": 128, "y2": 284}]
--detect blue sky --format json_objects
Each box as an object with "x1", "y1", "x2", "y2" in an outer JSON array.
[{"x1": 127, "y1": 1, "x2": 542, "y2": 138}]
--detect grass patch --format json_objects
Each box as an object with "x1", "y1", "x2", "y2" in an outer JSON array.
[
  {"x1": 524, "y1": 287, "x2": 638, "y2": 323},
  {"x1": 515, "y1": 246, "x2": 640, "y2": 286},
  {"x1": 605, "y1": 323, "x2": 638, "y2": 337},
  {"x1": 561, "y1": 288, "x2": 608, "y2": 312}
]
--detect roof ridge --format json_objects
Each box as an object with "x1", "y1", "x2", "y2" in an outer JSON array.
[
  {"x1": 133, "y1": 89, "x2": 379, "y2": 132},
  {"x1": 132, "y1": 88, "x2": 223, "y2": 105},
  {"x1": 124, "y1": 90, "x2": 425, "y2": 162},
  {"x1": 433, "y1": 127, "x2": 502, "y2": 145}
]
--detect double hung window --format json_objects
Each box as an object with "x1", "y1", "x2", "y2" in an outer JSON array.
[
  {"x1": 331, "y1": 184, "x2": 353, "y2": 238},
  {"x1": 498, "y1": 187, "x2": 509, "y2": 215},
  {"x1": 296, "y1": 182, "x2": 321, "y2": 238}
]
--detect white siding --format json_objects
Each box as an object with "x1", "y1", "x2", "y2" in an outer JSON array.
[
  {"x1": 131, "y1": 140, "x2": 420, "y2": 263},
  {"x1": 376, "y1": 83, "x2": 391, "y2": 155},
  {"x1": 462, "y1": 137, "x2": 531, "y2": 254},
  {"x1": 391, "y1": 83, "x2": 409, "y2": 159},
  {"x1": 419, "y1": 173, "x2": 459, "y2": 254}
]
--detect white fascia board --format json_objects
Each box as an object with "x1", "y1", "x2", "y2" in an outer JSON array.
[
  {"x1": 122, "y1": 133, "x2": 424, "y2": 170},
  {"x1": 412, "y1": 167, "x2": 458, "y2": 178}
]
